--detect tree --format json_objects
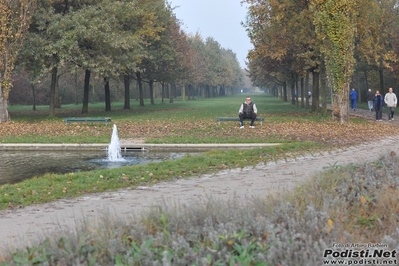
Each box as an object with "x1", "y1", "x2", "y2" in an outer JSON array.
[
  {"x1": 243, "y1": 0, "x2": 320, "y2": 105},
  {"x1": 19, "y1": 0, "x2": 103, "y2": 116},
  {"x1": 0, "y1": 0, "x2": 36, "y2": 122},
  {"x1": 354, "y1": 0, "x2": 398, "y2": 94},
  {"x1": 311, "y1": 0, "x2": 358, "y2": 123}
]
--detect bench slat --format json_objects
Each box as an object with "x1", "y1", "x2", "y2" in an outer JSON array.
[
  {"x1": 216, "y1": 117, "x2": 264, "y2": 125},
  {"x1": 64, "y1": 117, "x2": 111, "y2": 124}
]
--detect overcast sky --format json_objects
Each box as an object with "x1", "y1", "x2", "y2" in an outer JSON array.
[{"x1": 169, "y1": 0, "x2": 252, "y2": 69}]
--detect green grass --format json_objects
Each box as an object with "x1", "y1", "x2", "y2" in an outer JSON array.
[{"x1": 8, "y1": 94, "x2": 323, "y2": 123}]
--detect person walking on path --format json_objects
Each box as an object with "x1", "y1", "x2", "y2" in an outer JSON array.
[
  {"x1": 384, "y1": 87, "x2": 397, "y2": 121},
  {"x1": 367, "y1": 89, "x2": 374, "y2": 111},
  {"x1": 374, "y1": 90, "x2": 384, "y2": 121},
  {"x1": 350, "y1": 88, "x2": 358, "y2": 111},
  {"x1": 238, "y1": 96, "x2": 258, "y2": 129}
]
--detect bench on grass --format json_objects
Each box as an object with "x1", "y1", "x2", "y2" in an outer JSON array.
[
  {"x1": 216, "y1": 117, "x2": 264, "y2": 125},
  {"x1": 64, "y1": 117, "x2": 111, "y2": 125}
]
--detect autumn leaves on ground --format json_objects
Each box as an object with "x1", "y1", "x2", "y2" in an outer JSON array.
[{"x1": 1, "y1": 105, "x2": 396, "y2": 147}]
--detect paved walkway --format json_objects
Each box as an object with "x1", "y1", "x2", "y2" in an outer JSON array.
[{"x1": 0, "y1": 108, "x2": 399, "y2": 254}]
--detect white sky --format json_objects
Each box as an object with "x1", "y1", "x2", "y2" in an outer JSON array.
[{"x1": 169, "y1": 0, "x2": 253, "y2": 69}]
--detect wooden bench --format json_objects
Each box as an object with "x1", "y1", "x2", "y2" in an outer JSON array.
[
  {"x1": 64, "y1": 117, "x2": 111, "y2": 125},
  {"x1": 216, "y1": 117, "x2": 264, "y2": 125}
]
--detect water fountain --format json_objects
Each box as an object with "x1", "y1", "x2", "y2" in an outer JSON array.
[{"x1": 107, "y1": 124, "x2": 125, "y2": 161}]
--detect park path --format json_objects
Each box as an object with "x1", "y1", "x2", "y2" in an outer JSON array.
[{"x1": 0, "y1": 108, "x2": 399, "y2": 254}]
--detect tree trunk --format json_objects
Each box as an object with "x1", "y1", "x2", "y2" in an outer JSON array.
[
  {"x1": 312, "y1": 70, "x2": 320, "y2": 112},
  {"x1": 82, "y1": 69, "x2": 90, "y2": 114},
  {"x1": 379, "y1": 68, "x2": 384, "y2": 94},
  {"x1": 187, "y1": 84, "x2": 191, "y2": 100},
  {"x1": 165, "y1": 83, "x2": 169, "y2": 101},
  {"x1": 182, "y1": 84, "x2": 186, "y2": 101},
  {"x1": 320, "y1": 63, "x2": 328, "y2": 116},
  {"x1": 364, "y1": 70, "x2": 369, "y2": 93},
  {"x1": 295, "y1": 75, "x2": 299, "y2": 107},
  {"x1": 300, "y1": 77, "x2": 304, "y2": 108},
  {"x1": 169, "y1": 81, "x2": 175, "y2": 103},
  {"x1": 104, "y1": 77, "x2": 111, "y2": 111},
  {"x1": 49, "y1": 67, "x2": 57, "y2": 116},
  {"x1": 283, "y1": 81, "x2": 287, "y2": 102},
  {"x1": 135, "y1": 72, "x2": 144, "y2": 106},
  {"x1": 290, "y1": 80, "x2": 295, "y2": 105},
  {"x1": 149, "y1": 79, "x2": 154, "y2": 104},
  {"x1": 161, "y1": 82, "x2": 165, "y2": 103},
  {"x1": 55, "y1": 74, "x2": 61, "y2": 108},
  {"x1": 332, "y1": 83, "x2": 350, "y2": 123},
  {"x1": 123, "y1": 75, "x2": 130, "y2": 109},
  {"x1": 31, "y1": 83, "x2": 36, "y2": 111},
  {"x1": 305, "y1": 71, "x2": 310, "y2": 109},
  {"x1": 74, "y1": 68, "x2": 78, "y2": 105},
  {"x1": 0, "y1": 83, "x2": 10, "y2": 122}
]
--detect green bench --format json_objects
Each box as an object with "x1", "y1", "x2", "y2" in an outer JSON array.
[
  {"x1": 64, "y1": 117, "x2": 111, "y2": 125},
  {"x1": 216, "y1": 117, "x2": 264, "y2": 125}
]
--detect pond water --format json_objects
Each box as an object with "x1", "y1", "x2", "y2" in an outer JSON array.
[{"x1": 0, "y1": 150, "x2": 194, "y2": 185}]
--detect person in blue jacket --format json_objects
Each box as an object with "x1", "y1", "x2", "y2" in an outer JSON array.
[
  {"x1": 350, "y1": 88, "x2": 358, "y2": 111},
  {"x1": 374, "y1": 90, "x2": 384, "y2": 121}
]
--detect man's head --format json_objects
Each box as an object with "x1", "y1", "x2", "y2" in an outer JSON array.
[
  {"x1": 369, "y1": 89, "x2": 371, "y2": 92},
  {"x1": 389, "y1": 87, "x2": 393, "y2": 93},
  {"x1": 245, "y1": 97, "x2": 251, "y2": 103}
]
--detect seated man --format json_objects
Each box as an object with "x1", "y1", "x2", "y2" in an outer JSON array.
[{"x1": 238, "y1": 96, "x2": 257, "y2": 128}]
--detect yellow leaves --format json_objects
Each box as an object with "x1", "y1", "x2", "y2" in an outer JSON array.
[
  {"x1": 0, "y1": 0, "x2": 35, "y2": 92},
  {"x1": 121, "y1": 174, "x2": 129, "y2": 181},
  {"x1": 326, "y1": 218, "x2": 334, "y2": 234},
  {"x1": 360, "y1": 195, "x2": 367, "y2": 204}
]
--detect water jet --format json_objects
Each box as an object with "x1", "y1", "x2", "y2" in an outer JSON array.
[{"x1": 107, "y1": 124, "x2": 125, "y2": 162}]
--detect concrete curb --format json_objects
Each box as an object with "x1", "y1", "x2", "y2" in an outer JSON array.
[{"x1": 0, "y1": 143, "x2": 281, "y2": 151}]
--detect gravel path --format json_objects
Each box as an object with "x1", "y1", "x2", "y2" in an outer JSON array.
[{"x1": 1, "y1": 108, "x2": 399, "y2": 254}]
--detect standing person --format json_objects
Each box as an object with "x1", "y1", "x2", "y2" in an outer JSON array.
[
  {"x1": 350, "y1": 88, "x2": 358, "y2": 111},
  {"x1": 366, "y1": 89, "x2": 374, "y2": 111},
  {"x1": 238, "y1": 96, "x2": 258, "y2": 129},
  {"x1": 374, "y1": 90, "x2": 383, "y2": 121},
  {"x1": 384, "y1": 87, "x2": 397, "y2": 121}
]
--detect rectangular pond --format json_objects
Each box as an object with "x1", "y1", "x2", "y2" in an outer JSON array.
[{"x1": 0, "y1": 150, "x2": 196, "y2": 185}]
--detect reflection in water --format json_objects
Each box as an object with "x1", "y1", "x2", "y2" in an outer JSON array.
[{"x1": 0, "y1": 150, "x2": 195, "y2": 185}]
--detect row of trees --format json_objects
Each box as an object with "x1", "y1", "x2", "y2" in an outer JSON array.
[
  {"x1": 243, "y1": 0, "x2": 399, "y2": 123},
  {"x1": 0, "y1": 0, "x2": 245, "y2": 122}
]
